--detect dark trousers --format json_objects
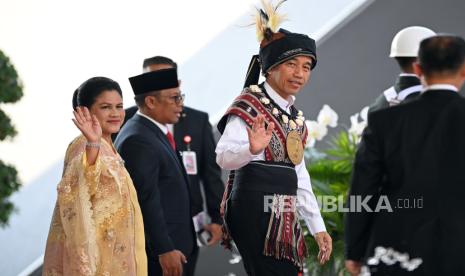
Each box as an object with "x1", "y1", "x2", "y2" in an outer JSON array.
[
  {"x1": 148, "y1": 246, "x2": 199, "y2": 276},
  {"x1": 226, "y1": 190, "x2": 299, "y2": 276}
]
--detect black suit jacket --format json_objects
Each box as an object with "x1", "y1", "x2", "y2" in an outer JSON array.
[
  {"x1": 346, "y1": 89, "x2": 465, "y2": 275},
  {"x1": 174, "y1": 106, "x2": 223, "y2": 224},
  {"x1": 115, "y1": 114, "x2": 196, "y2": 259},
  {"x1": 121, "y1": 105, "x2": 224, "y2": 224},
  {"x1": 369, "y1": 75, "x2": 422, "y2": 113},
  {"x1": 125, "y1": 105, "x2": 138, "y2": 123}
]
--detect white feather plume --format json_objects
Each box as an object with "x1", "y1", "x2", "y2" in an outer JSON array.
[{"x1": 254, "y1": 0, "x2": 287, "y2": 42}]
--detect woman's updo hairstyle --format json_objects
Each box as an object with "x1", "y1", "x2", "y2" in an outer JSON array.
[{"x1": 72, "y1": 77, "x2": 122, "y2": 110}]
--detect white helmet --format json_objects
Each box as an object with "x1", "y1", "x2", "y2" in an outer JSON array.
[{"x1": 390, "y1": 26, "x2": 436, "y2": 57}]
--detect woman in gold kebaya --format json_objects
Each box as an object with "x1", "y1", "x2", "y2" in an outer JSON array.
[{"x1": 43, "y1": 77, "x2": 147, "y2": 276}]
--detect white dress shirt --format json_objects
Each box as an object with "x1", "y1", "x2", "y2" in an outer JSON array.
[
  {"x1": 399, "y1": 73, "x2": 420, "y2": 78},
  {"x1": 137, "y1": 111, "x2": 168, "y2": 134},
  {"x1": 424, "y1": 84, "x2": 459, "y2": 92},
  {"x1": 215, "y1": 82, "x2": 326, "y2": 235}
]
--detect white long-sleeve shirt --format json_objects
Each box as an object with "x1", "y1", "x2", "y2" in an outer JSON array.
[{"x1": 215, "y1": 82, "x2": 326, "y2": 235}]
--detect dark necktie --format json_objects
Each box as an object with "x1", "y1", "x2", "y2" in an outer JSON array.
[{"x1": 166, "y1": 130, "x2": 176, "y2": 150}]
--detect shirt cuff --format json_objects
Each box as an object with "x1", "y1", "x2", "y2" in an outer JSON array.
[
  {"x1": 304, "y1": 215, "x2": 327, "y2": 236},
  {"x1": 217, "y1": 143, "x2": 263, "y2": 170},
  {"x1": 236, "y1": 143, "x2": 263, "y2": 158}
]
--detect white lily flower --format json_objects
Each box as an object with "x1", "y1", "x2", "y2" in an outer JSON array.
[
  {"x1": 360, "y1": 106, "x2": 369, "y2": 122},
  {"x1": 297, "y1": 110, "x2": 304, "y2": 117},
  {"x1": 282, "y1": 114, "x2": 289, "y2": 124},
  {"x1": 348, "y1": 107, "x2": 369, "y2": 142},
  {"x1": 349, "y1": 120, "x2": 367, "y2": 138},
  {"x1": 249, "y1": 85, "x2": 262, "y2": 93},
  {"x1": 317, "y1": 104, "x2": 338, "y2": 128},
  {"x1": 306, "y1": 137, "x2": 316, "y2": 148},
  {"x1": 305, "y1": 120, "x2": 328, "y2": 141},
  {"x1": 272, "y1": 108, "x2": 279, "y2": 116},
  {"x1": 348, "y1": 111, "x2": 367, "y2": 143},
  {"x1": 350, "y1": 112, "x2": 360, "y2": 128},
  {"x1": 295, "y1": 118, "x2": 304, "y2": 126}
]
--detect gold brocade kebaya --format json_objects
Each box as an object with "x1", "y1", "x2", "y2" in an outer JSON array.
[{"x1": 43, "y1": 135, "x2": 147, "y2": 276}]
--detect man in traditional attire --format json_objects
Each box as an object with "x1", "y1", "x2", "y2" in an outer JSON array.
[
  {"x1": 369, "y1": 26, "x2": 436, "y2": 113},
  {"x1": 345, "y1": 35, "x2": 465, "y2": 275},
  {"x1": 215, "y1": 2, "x2": 332, "y2": 275}
]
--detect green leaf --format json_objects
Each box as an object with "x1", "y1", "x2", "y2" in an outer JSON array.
[
  {"x1": 0, "y1": 161, "x2": 21, "y2": 227},
  {"x1": 0, "y1": 49, "x2": 23, "y2": 227},
  {"x1": 303, "y1": 130, "x2": 357, "y2": 275},
  {"x1": 0, "y1": 109, "x2": 17, "y2": 140},
  {"x1": 0, "y1": 50, "x2": 23, "y2": 104}
]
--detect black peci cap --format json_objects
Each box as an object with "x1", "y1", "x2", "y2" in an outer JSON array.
[{"x1": 129, "y1": 68, "x2": 179, "y2": 95}]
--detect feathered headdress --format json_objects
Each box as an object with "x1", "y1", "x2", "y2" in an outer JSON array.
[
  {"x1": 255, "y1": 0, "x2": 287, "y2": 44},
  {"x1": 243, "y1": 0, "x2": 317, "y2": 88}
]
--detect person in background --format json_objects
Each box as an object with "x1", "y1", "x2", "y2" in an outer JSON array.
[
  {"x1": 369, "y1": 26, "x2": 436, "y2": 113},
  {"x1": 346, "y1": 35, "x2": 465, "y2": 275}
]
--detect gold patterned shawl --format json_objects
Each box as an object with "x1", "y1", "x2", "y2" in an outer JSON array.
[{"x1": 43, "y1": 135, "x2": 147, "y2": 276}]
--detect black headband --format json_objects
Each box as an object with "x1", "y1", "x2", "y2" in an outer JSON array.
[{"x1": 244, "y1": 29, "x2": 317, "y2": 88}]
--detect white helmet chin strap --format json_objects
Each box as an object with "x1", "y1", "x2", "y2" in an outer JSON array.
[{"x1": 383, "y1": 85, "x2": 423, "y2": 106}]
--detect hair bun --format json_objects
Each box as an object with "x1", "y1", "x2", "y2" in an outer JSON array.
[{"x1": 72, "y1": 88, "x2": 79, "y2": 110}]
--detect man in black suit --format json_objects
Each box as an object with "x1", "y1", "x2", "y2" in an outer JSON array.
[
  {"x1": 125, "y1": 56, "x2": 224, "y2": 246},
  {"x1": 345, "y1": 35, "x2": 465, "y2": 275},
  {"x1": 115, "y1": 68, "x2": 197, "y2": 276},
  {"x1": 369, "y1": 26, "x2": 435, "y2": 113}
]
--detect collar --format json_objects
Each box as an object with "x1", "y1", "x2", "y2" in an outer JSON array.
[
  {"x1": 399, "y1": 73, "x2": 419, "y2": 78},
  {"x1": 264, "y1": 82, "x2": 295, "y2": 111},
  {"x1": 424, "y1": 84, "x2": 458, "y2": 92},
  {"x1": 137, "y1": 111, "x2": 168, "y2": 134}
]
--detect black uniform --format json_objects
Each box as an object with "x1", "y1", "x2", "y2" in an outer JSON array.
[{"x1": 369, "y1": 75, "x2": 422, "y2": 114}]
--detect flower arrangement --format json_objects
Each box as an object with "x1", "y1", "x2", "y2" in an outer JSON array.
[
  {"x1": 305, "y1": 104, "x2": 368, "y2": 149},
  {"x1": 303, "y1": 104, "x2": 368, "y2": 276}
]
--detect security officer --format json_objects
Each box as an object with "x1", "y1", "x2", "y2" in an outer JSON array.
[{"x1": 369, "y1": 26, "x2": 436, "y2": 113}]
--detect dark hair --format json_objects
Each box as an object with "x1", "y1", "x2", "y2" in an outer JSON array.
[
  {"x1": 395, "y1": 57, "x2": 417, "y2": 72},
  {"x1": 419, "y1": 35, "x2": 465, "y2": 77},
  {"x1": 134, "y1": 91, "x2": 160, "y2": 107},
  {"x1": 142, "y1": 56, "x2": 177, "y2": 70},
  {"x1": 72, "y1": 77, "x2": 122, "y2": 110}
]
